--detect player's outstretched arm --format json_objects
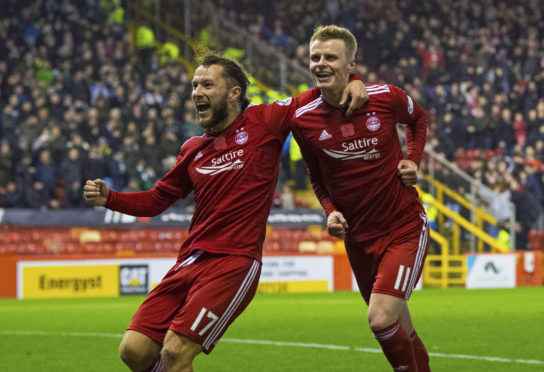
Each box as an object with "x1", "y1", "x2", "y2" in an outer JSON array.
[
  {"x1": 327, "y1": 210, "x2": 349, "y2": 239},
  {"x1": 397, "y1": 159, "x2": 418, "y2": 186},
  {"x1": 83, "y1": 179, "x2": 109, "y2": 206},
  {"x1": 340, "y1": 79, "x2": 368, "y2": 116}
]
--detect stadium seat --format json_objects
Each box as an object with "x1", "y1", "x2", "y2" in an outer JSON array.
[
  {"x1": 79, "y1": 230, "x2": 102, "y2": 243},
  {"x1": 316, "y1": 241, "x2": 334, "y2": 254},
  {"x1": 298, "y1": 241, "x2": 317, "y2": 252},
  {"x1": 306, "y1": 225, "x2": 323, "y2": 239},
  {"x1": 279, "y1": 240, "x2": 299, "y2": 252},
  {"x1": 264, "y1": 241, "x2": 281, "y2": 252}
]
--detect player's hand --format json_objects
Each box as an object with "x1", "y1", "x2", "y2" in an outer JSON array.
[
  {"x1": 340, "y1": 80, "x2": 368, "y2": 116},
  {"x1": 397, "y1": 160, "x2": 418, "y2": 186},
  {"x1": 83, "y1": 179, "x2": 109, "y2": 206},
  {"x1": 327, "y1": 210, "x2": 348, "y2": 239}
]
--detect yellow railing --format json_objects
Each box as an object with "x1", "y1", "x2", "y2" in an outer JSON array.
[
  {"x1": 415, "y1": 185, "x2": 503, "y2": 253},
  {"x1": 418, "y1": 229, "x2": 466, "y2": 288},
  {"x1": 431, "y1": 178, "x2": 496, "y2": 224},
  {"x1": 426, "y1": 177, "x2": 497, "y2": 252},
  {"x1": 423, "y1": 254, "x2": 467, "y2": 288}
]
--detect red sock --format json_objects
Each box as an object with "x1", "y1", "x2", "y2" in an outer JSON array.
[
  {"x1": 144, "y1": 358, "x2": 163, "y2": 372},
  {"x1": 410, "y1": 330, "x2": 430, "y2": 372},
  {"x1": 372, "y1": 321, "x2": 418, "y2": 371}
]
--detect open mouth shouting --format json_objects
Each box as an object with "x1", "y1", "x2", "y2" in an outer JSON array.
[
  {"x1": 314, "y1": 70, "x2": 333, "y2": 83},
  {"x1": 195, "y1": 102, "x2": 211, "y2": 117}
]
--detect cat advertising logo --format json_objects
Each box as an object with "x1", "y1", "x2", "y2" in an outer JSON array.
[{"x1": 120, "y1": 265, "x2": 149, "y2": 295}]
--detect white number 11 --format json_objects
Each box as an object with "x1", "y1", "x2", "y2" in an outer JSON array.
[{"x1": 190, "y1": 307, "x2": 219, "y2": 336}]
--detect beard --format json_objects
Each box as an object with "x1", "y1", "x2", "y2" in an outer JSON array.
[{"x1": 197, "y1": 96, "x2": 229, "y2": 131}]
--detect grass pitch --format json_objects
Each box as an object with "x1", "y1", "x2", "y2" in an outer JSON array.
[{"x1": 1, "y1": 287, "x2": 543, "y2": 371}]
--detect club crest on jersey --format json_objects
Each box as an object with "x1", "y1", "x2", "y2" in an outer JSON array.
[
  {"x1": 214, "y1": 136, "x2": 227, "y2": 150},
  {"x1": 341, "y1": 124, "x2": 355, "y2": 137},
  {"x1": 366, "y1": 116, "x2": 381, "y2": 132},
  {"x1": 235, "y1": 128, "x2": 248, "y2": 145}
]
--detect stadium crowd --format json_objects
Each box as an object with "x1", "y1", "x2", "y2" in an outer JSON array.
[
  {"x1": 2, "y1": 0, "x2": 544, "y2": 245},
  {"x1": 0, "y1": 0, "x2": 201, "y2": 209}
]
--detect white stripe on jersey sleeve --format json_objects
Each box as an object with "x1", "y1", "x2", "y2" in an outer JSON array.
[
  {"x1": 295, "y1": 97, "x2": 323, "y2": 118},
  {"x1": 366, "y1": 84, "x2": 389, "y2": 90},
  {"x1": 367, "y1": 88, "x2": 390, "y2": 95},
  {"x1": 366, "y1": 84, "x2": 390, "y2": 95}
]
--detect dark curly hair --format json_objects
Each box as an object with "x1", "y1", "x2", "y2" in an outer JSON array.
[{"x1": 200, "y1": 54, "x2": 251, "y2": 110}]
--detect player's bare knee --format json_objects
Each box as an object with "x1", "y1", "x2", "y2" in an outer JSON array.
[
  {"x1": 161, "y1": 333, "x2": 201, "y2": 370},
  {"x1": 119, "y1": 343, "x2": 150, "y2": 369},
  {"x1": 119, "y1": 342, "x2": 144, "y2": 369},
  {"x1": 119, "y1": 334, "x2": 159, "y2": 371},
  {"x1": 161, "y1": 346, "x2": 195, "y2": 370},
  {"x1": 368, "y1": 307, "x2": 398, "y2": 331}
]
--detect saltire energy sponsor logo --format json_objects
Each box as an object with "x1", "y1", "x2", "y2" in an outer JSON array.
[
  {"x1": 196, "y1": 159, "x2": 244, "y2": 175},
  {"x1": 196, "y1": 149, "x2": 245, "y2": 175},
  {"x1": 323, "y1": 137, "x2": 380, "y2": 160}
]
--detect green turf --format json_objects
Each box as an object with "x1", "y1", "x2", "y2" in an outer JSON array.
[{"x1": 1, "y1": 288, "x2": 543, "y2": 371}]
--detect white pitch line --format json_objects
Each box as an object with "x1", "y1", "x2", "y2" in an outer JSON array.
[
  {"x1": 1, "y1": 330, "x2": 123, "y2": 338},
  {"x1": 1, "y1": 330, "x2": 542, "y2": 366}
]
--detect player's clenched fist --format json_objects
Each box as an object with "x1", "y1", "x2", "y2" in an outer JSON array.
[
  {"x1": 83, "y1": 179, "x2": 109, "y2": 206},
  {"x1": 327, "y1": 210, "x2": 348, "y2": 239},
  {"x1": 397, "y1": 159, "x2": 418, "y2": 186}
]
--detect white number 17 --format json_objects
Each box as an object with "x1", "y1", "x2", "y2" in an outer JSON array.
[{"x1": 190, "y1": 307, "x2": 219, "y2": 336}]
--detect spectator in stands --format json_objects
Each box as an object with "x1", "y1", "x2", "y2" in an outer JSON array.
[
  {"x1": 108, "y1": 151, "x2": 129, "y2": 191},
  {"x1": 160, "y1": 39, "x2": 180, "y2": 64},
  {"x1": 44, "y1": 124, "x2": 68, "y2": 164},
  {"x1": 141, "y1": 134, "x2": 162, "y2": 173},
  {"x1": 1, "y1": 105, "x2": 18, "y2": 146},
  {"x1": 26, "y1": 180, "x2": 50, "y2": 210},
  {"x1": 0, "y1": 140, "x2": 13, "y2": 187},
  {"x1": 60, "y1": 148, "x2": 84, "y2": 186},
  {"x1": 158, "y1": 131, "x2": 181, "y2": 161},
  {"x1": 509, "y1": 177, "x2": 543, "y2": 249},
  {"x1": 0, "y1": 181, "x2": 24, "y2": 208},
  {"x1": 64, "y1": 180, "x2": 85, "y2": 209},
  {"x1": 34, "y1": 149, "x2": 57, "y2": 198},
  {"x1": 136, "y1": 21, "x2": 156, "y2": 73},
  {"x1": 83, "y1": 144, "x2": 109, "y2": 182}
]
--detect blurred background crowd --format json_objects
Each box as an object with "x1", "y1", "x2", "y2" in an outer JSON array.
[{"x1": 1, "y1": 0, "x2": 544, "y2": 242}]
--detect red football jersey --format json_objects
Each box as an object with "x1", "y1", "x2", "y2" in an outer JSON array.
[
  {"x1": 292, "y1": 84, "x2": 427, "y2": 242},
  {"x1": 105, "y1": 90, "x2": 319, "y2": 261}
]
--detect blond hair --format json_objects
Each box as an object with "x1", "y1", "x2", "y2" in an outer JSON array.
[{"x1": 310, "y1": 25, "x2": 357, "y2": 59}]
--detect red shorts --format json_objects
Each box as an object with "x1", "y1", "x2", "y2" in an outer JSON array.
[
  {"x1": 128, "y1": 250, "x2": 261, "y2": 353},
  {"x1": 345, "y1": 213, "x2": 429, "y2": 303}
]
